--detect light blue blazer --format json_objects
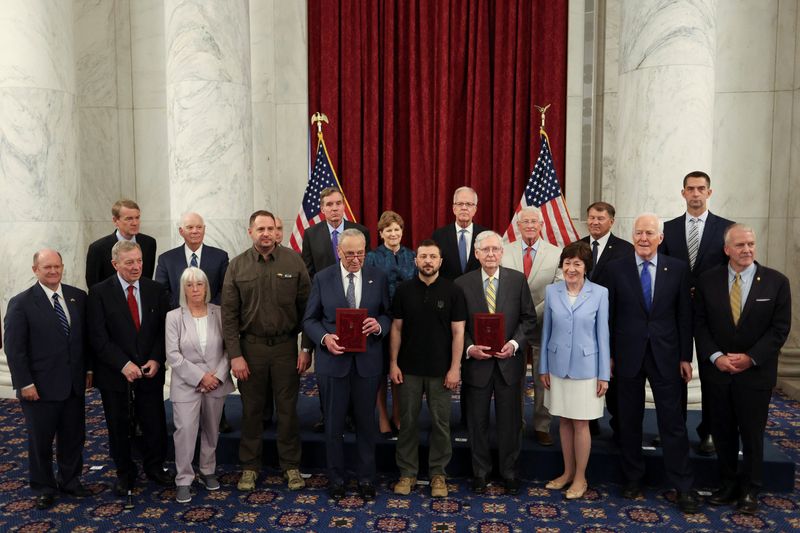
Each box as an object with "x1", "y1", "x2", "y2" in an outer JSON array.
[{"x1": 539, "y1": 280, "x2": 611, "y2": 381}]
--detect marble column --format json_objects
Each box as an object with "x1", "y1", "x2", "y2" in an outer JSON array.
[
  {"x1": 615, "y1": 0, "x2": 717, "y2": 406},
  {"x1": 165, "y1": 0, "x2": 254, "y2": 254},
  {"x1": 0, "y1": 0, "x2": 80, "y2": 395}
]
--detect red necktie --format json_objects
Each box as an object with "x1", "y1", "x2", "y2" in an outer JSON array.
[
  {"x1": 127, "y1": 285, "x2": 140, "y2": 331},
  {"x1": 523, "y1": 246, "x2": 533, "y2": 278}
]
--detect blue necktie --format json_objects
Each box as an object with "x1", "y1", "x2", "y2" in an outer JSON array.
[
  {"x1": 458, "y1": 229, "x2": 468, "y2": 273},
  {"x1": 52, "y1": 293, "x2": 70, "y2": 336},
  {"x1": 640, "y1": 260, "x2": 652, "y2": 312},
  {"x1": 332, "y1": 230, "x2": 340, "y2": 261},
  {"x1": 346, "y1": 273, "x2": 356, "y2": 308},
  {"x1": 190, "y1": 252, "x2": 198, "y2": 267}
]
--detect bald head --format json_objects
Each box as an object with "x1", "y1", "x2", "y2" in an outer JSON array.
[
  {"x1": 179, "y1": 212, "x2": 206, "y2": 251},
  {"x1": 32, "y1": 248, "x2": 64, "y2": 290}
]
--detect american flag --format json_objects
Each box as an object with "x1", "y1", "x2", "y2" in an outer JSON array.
[
  {"x1": 289, "y1": 133, "x2": 356, "y2": 252},
  {"x1": 502, "y1": 129, "x2": 579, "y2": 247}
]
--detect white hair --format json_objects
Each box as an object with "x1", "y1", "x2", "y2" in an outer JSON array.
[
  {"x1": 633, "y1": 212, "x2": 664, "y2": 233},
  {"x1": 516, "y1": 206, "x2": 542, "y2": 222},
  {"x1": 452, "y1": 186, "x2": 478, "y2": 204},
  {"x1": 178, "y1": 267, "x2": 211, "y2": 307},
  {"x1": 474, "y1": 230, "x2": 502, "y2": 250}
]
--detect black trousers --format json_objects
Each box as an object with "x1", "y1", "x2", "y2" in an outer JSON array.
[
  {"x1": 21, "y1": 394, "x2": 85, "y2": 495},
  {"x1": 99, "y1": 385, "x2": 168, "y2": 482},
  {"x1": 705, "y1": 380, "x2": 771, "y2": 494}
]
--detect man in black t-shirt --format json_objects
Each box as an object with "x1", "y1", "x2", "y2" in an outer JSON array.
[{"x1": 389, "y1": 240, "x2": 467, "y2": 499}]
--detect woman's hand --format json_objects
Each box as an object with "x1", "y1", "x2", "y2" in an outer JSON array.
[
  {"x1": 596, "y1": 379, "x2": 609, "y2": 397},
  {"x1": 540, "y1": 373, "x2": 551, "y2": 390}
]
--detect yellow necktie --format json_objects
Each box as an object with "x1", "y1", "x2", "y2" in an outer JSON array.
[
  {"x1": 730, "y1": 273, "x2": 742, "y2": 325},
  {"x1": 485, "y1": 276, "x2": 496, "y2": 314}
]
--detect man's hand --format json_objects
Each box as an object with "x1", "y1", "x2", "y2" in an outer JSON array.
[
  {"x1": 540, "y1": 373, "x2": 551, "y2": 390},
  {"x1": 680, "y1": 361, "x2": 693, "y2": 383},
  {"x1": 141, "y1": 360, "x2": 160, "y2": 378},
  {"x1": 713, "y1": 355, "x2": 737, "y2": 373},
  {"x1": 444, "y1": 367, "x2": 460, "y2": 390},
  {"x1": 85, "y1": 372, "x2": 93, "y2": 390},
  {"x1": 362, "y1": 317, "x2": 381, "y2": 336},
  {"x1": 297, "y1": 351, "x2": 311, "y2": 374},
  {"x1": 468, "y1": 345, "x2": 493, "y2": 360},
  {"x1": 389, "y1": 363, "x2": 403, "y2": 385},
  {"x1": 324, "y1": 334, "x2": 345, "y2": 355},
  {"x1": 121, "y1": 361, "x2": 143, "y2": 382},
  {"x1": 199, "y1": 372, "x2": 220, "y2": 391},
  {"x1": 21, "y1": 385, "x2": 40, "y2": 401},
  {"x1": 727, "y1": 353, "x2": 753, "y2": 374},
  {"x1": 494, "y1": 342, "x2": 515, "y2": 359},
  {"x1": 596, "y1": 379, "x2": 609, "y2": 397},
  {"x1": 231, "y1": 356, "x2": 250, "y2": 381}
]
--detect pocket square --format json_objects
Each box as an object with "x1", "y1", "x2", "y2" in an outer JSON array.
[{"x1": 755, "y1": 298, "x2": 771, "y2": 302}]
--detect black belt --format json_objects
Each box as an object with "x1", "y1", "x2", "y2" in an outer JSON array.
[{"x1": 242, "y1": 333, "x2": 292, "y2": 346}]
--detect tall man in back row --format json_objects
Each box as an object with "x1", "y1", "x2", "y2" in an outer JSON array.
[
  {"x1": 302, "y1": 187, "x2": 371, "y2": 432},
  {"x1": 222, "y1": 210, "x2": 311, "y2": 492},
  {"x1": 660, "y1": 171, "x2": 735, "y2": 455},
  {"x1": 694, "y1": 224, "x2": 791, "y2": 514}
]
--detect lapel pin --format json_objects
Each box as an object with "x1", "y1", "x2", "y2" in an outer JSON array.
[
  {"x1": 368, "y1": 280, "x2": 374, "y2": 284},
  {"x1": 663, "y1": 267, "x2": 668, "y2": 271},
  {"x1": 756, "y1": 277, "x2": 761, "y2": 281},
  {"x1": 70, "y1": 298, "x2": 76, "y2": 302}
]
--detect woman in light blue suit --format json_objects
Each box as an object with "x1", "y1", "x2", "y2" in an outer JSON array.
[
  {"x1": 166, "y1": 267, "x2": 235, "y2": 503},
  {"x1": 539, "y1": 241, "x2": 610, "y2": 500}
]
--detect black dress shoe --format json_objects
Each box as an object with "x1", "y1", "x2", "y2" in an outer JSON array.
[
  {"x1": 358, "y1": 482, "x2": 376, "y2": 501},
  {"x1": 503, "y1": 478, "x2": 520, "y2": 495},
  {"x1": 471, "y1": 477, "x2": 487, "y2": 494},
  {"x1": 60, "y1": 484, "x2": 92, "y2": 497},
  {"x1": 313, "y1": 419, "x2": 325, "y2": 433},
  {"x1": 708, "y1": 485, "x2": 738, "y2": 506},
  {"x1": 146, "y1": 469, "x2": 175, "y2": 486},
  {"x1": 36, "y1": 493, "x2": 55, "y2": 510},
  {"x1": 676, "y1": 490, "x2": 701, "y2": 514},
  {"x1": 697, "y1": 435, "x2": 715, "y2": 456},
  {"x1": 736, "y1": 493, "x2": 759, "y2": 514},
  {"x1": 622, "y1": 481, "x2": 642, "y2": 499},
  {"x1": 328, "y1": 483, "x2": 346, "y2": 500}
]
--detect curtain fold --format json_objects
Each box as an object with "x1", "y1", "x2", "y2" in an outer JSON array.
[{"x1": 308, "y1": 0, "x2": 568, "y2": 247}]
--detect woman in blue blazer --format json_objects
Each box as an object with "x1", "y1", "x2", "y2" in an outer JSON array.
[
  {"x1": 364, "y1": 210, "x2": 416, "y2": 437},
  {"x1": 539, "y1": 241, "x2": 611, "y2": 499}
]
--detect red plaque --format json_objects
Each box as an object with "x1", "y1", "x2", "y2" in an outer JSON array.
[
  {"x1": 336, "y1": 308, "x2": 368, "y2": 352},
  {"x1": 474, "y1": 313, "x2": 506, "y2": 355}
]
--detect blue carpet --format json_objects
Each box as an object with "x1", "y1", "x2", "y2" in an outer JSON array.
[{"x1": 0, "y1": 377, "x2": 798, "y2": 532}]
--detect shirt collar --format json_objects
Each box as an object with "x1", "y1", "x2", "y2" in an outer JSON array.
[
  {"x1": 38, "y1": 282, "x2": 64, "y2": 301},
  {"x1": 339, "y1": 262, "x2": 362, "y2": 281},
  {"x1": 481, "y1": 268, "x2": 500, "y2": 282},
  {"x1": 115, "y1": 229, "x2": 137, "y2": 243},
  {"x1": 521, "y1": 237, "x2": 541, "y2": 252},
  {"x1": 635, "y1": 253, "x2": 658, "y2": 267},
  {"x1": 327, "y1": 221, "x2": 345, "y2": 234},
  {"x1": 117, "y1": 273, "x2": 140, "y2": 291},
  {"x1": 728, "y1": 262, "x2": 756, "y2": 281},
  {"x1": 686, "y1": 210, "x2": 709, "y2": 223},
  {"x1": 455, "y1": 222, "x2": 474, "y2": 235},
  {"x1": 185, "y1": 243, "x2": 203, "y2": 262},
  {"x1": 592, "y1": 231, "x2": 611, "y2": 248}
]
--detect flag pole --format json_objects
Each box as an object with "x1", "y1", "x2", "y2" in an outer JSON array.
[
  {"x1": 534, "y1": 103, "x2": 579, "y2": 233},
  {"x1": 309, "y1": 111, "x2": 358, "y2": 223}
]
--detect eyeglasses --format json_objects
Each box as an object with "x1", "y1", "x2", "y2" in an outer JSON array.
[
  {"x1": 477, "y1": 246, "x2": 502, "y2": 254},
  {"x1": 342, "y1": 251, "x2": 366, "y2": 259},
  {"x1": 453, "y1": 202, "x2": 476, "y2": 208}
]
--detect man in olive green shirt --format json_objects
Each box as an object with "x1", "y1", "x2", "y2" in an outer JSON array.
[{"x1": 221, "y1": 210, "x2": 311, "y2": 492}]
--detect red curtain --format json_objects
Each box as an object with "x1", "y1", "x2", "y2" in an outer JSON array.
[{"x1": 308, "y1": 0, "x2": 568, "y2": 247}]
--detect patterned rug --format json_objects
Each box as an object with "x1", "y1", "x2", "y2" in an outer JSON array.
[{"x1": 0, "y1": 384, "x2": 797, "y2": 532}]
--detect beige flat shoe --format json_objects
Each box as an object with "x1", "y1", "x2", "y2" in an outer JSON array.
[
  {"x1": 545, "y1": 477, "x2": 573, "y2": 490},
  {"x1": 565, "y1": 480, "x2": 588, "y2": 500}
]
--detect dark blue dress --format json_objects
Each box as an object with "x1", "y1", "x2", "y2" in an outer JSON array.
[{"x1": 364, "y1": 244, "x2": 417, "y2": 302}]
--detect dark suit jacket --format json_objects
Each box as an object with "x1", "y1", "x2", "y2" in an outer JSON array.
[
  {"x1": 659, "y1": 212, "x2": 734, "y2": 287},
  {"x1": 154, "y1": 244, "x2": 229, "y2": 308},
  {"x1": 455, "y1": 266, "x2": 537, "y2": 387},
  {"x1": 302, "y1": 264, "x2": 391, "y2": 378},
  {"x1": 694, "y1": 263, "x2": 791, "y2": 389},
  {"x1": 301, "y1": 221, "x2": 371, "y2": 278},
  {"x1": 86, "y1": 232, "x2": 157, "y2": 289},
  {"x1": 580, "y1": 233, "x2": 634, "y2": 283},
  {"x1": 87, "y1": 275, "x2": 168, "y2": 393},
  {"x1": 600, "y1": 254, "x2": 693, "y2": 380},
  {"x1": 4, "y1": 284, "x2": 88, "y2": 401},
  {"x1": 432, "y1": 223, "x2": 490, "y2": 280}
]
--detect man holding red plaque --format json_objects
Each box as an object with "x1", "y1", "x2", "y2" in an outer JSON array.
[
  {"x1": 389, "y1": 240, "x2": 467, "y2": 498},
  {"x1": 455, "y1": 231, "x2": 537, "y2": 495},
  {"x1": 302, "y1": 229, "x2": 391, "y2": 501}
]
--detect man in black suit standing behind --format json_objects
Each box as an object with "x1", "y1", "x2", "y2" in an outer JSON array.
[
  {"x1": 5, "y1": 249, "x2": 93, "y2": 509},
  {"x1": 301, "y1": 187, "x2": 370, "y2": 431},
  {"x1": 694, "y1": 224, "x2": 791, "y2": 514},
  {"x1": 579, "y1": 201, "x2": 633, "y2": 437},
  {"x1": 659, "y1": 171, "x2": 735, "y2": 455},
  {"x1": 86, "y1": 199, "x2": 158, "y2": 289},
  {"x1": 432, "y1": 186, "x2": 490, "y2": 280},
  {"x1": 88, "y1": 240, "x2": 172, "y2": 496},
  {"x1": 455, "y1": 231, "x2": 536, "y2": 495}
]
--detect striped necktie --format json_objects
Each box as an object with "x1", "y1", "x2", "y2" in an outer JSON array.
[
  {"x1": 52, "y1": 293, "x2": 70, "y2": 336},
  {"x1": 485, "y1": 276, "x2": 497, "y2": 313},
  {"x1": 730, "y1": 273, "x2": 742, "y2": 325},
  {"x1": 687, "y1": 217, "x2": 700, "y2": 269}
]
